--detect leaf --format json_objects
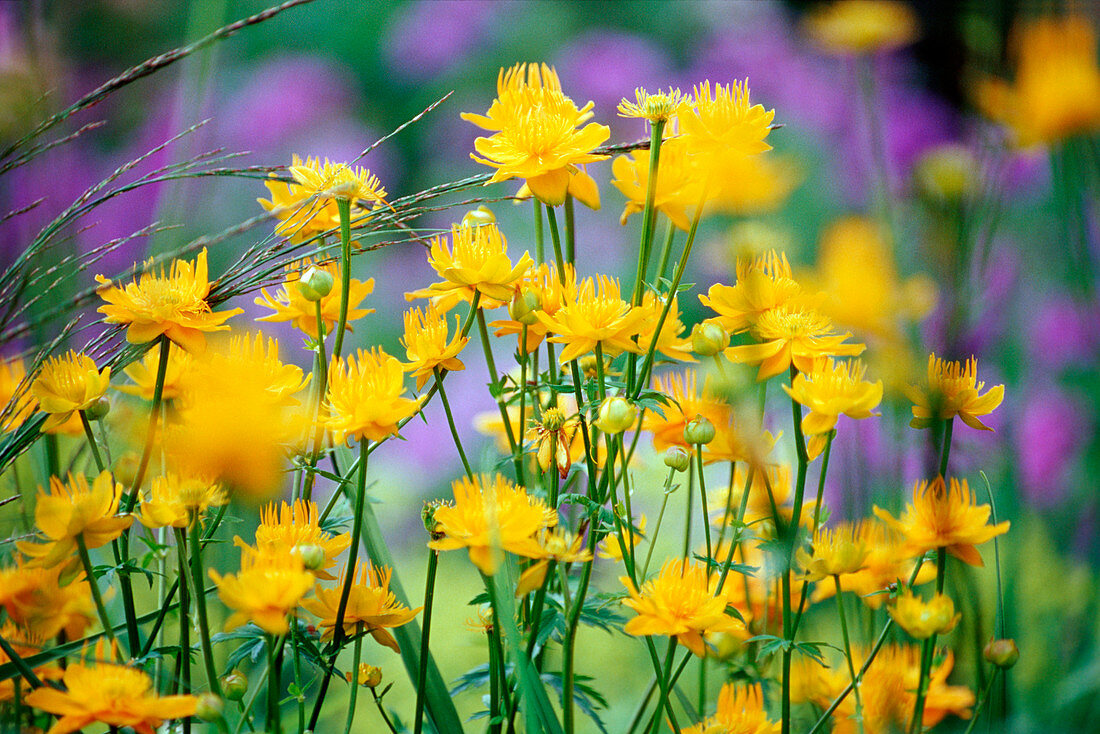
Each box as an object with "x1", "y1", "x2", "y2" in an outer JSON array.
[{"x1": 540, "y1": 672, "x2": 609, "y2": 733}]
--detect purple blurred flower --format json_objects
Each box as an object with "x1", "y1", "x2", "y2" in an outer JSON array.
[
  {"x1": 1018, "y1": 386, "x2": 1091, "y2": 508},
  {"x1": 384, "y1": 0, "x2": 498, "y2": 81},
  {"x1": 1027, "y1": 295, "x2": 1100, "y2": 372}
]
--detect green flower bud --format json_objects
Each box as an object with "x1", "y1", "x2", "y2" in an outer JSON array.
[
  {"x1": 914, "y1": 144, "x2": 979, "y2": 203},
  {"x1": 84, "y1": 397, "x2": 111, "y2": 422},
  {"x1": 461, "y1": 206, "x2": 496, "y2": 227},
  {"x1": 683, "y1": 415, "x2": 716, "y2": 445},
  {"x1": 221, "y1": 669, "x2": 249, "y2": 701},
  {"x1": 691, "y1": 321, "x2": 729, "y2": 357},
  {"x1": 594, "y1": 397, "x2": 636, "y2": 434},
  {"x1": 297, "y1": 266, "x2": 334, "y2": 302},
  {"x1": 195, "y1": 693, "x2": 224, "y2": 722},
  {"x1": 663, "y1": 446, "x2": 691, "y2": 472},
  {"x1": 509, "y1": 288, "x2": 542, "y2": 325},
  {"x1": 983, "y1": 638, "x2": 1019, "y2": 669},
  {"x1": 293, "y1": 544, "x2": 326, "y2": 571}
]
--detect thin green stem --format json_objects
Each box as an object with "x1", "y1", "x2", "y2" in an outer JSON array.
[
  {"x1": 938, "y1": 418, "x2": 954, "y2": 479},
  {"x1": 128, "y1": 335, "x2": 171, "y2": 506},
  {"x1": 331, "y1": 197, "x2": 353, "y2": 361},
  {"x1": 343, "y1": 625, "x2": 363, "y2": 734},
  {"x1": 79, "y1": 411, "x2": 105, "y2": 472},
  {"x1": 301, "y1": 299, "x2": 329, "y2": 503},
  {"x1": 174, "y1": 529, "x2": 192, "y2": 704},
  {"x1": 76, "y1": 534, "x2": 122, "y2": 660},
  {"x1": 642, "y1": 468, "x2": 677, "y2": 579},
  {"x1": 189, "y1": 512, "x2": 223, "y2": 697},
  {"x1": 632, "y1": 120, "x2": 667, "y2": 307},
  {"x1": 834, "y1": 575, "x2": 864, "y2": 734},
  {"x1": 414, "y1": 550, "x2": 439, "y2": 734},
  {"x1": 696, "y1": 448, "x2": 713, "y2": 566},
  {"x1": 961, "y1": 669, "x2": 1001, "y2": 734},
  {"x1": 910, "y1": 550, "x2": 949, "y2": 733},
  {"x1": 545, "y1": 204, "x2": 566, "y2": 276},
  {"x1": 563, "y1": 194, "x2": 576, "y2": 264},
  {"x1": 477, "y1": 307, "x2": 521, "y2": 478},
  {"x1": 648, "y1": 637, "x2": 680, "y2": 734},
  {"x1": 334, "y1": 440, "x2": 370, "y2": 646},
  {"x1": 534, "y1": 200, "x2": 545, "y2": 263},
  {"x1": 435, "y1": 368, "x2": 473, "y2": 479},
  {"x1": 857, "y1": 55, "x2": 896, "y2": 243},
  {"x1": 231, "y1": 663, "x2": 269, "y2": 734},
  {"x1": 267, "y1": 635, "x2": 283, "y2": 734}
]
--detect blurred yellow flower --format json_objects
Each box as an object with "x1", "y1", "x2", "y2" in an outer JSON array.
[
  {"x1": 117, "y1": 342, "x2": 193, "y2": 401},
  {"x1": 16, "y1": 471, "x2": 132, "y2": 569},
  {"x1": 538, "y1": 274, "x2": 647, "y2": 363},
  {"x1": 463, "y1": 63, "x2": 610, "y2": 206},
  {"x1": 325, "y1": 347, "x2": 424, "y2": 445},
  {"x1": 597, "y1": 515, "x2": 645, "y2": 562},
  {"x1": 401, "y1": 304, "x2": 469, "y2": 391},
  {"x1": 611, "y1": 135, "x2": 703, "y2": 231},
  {"x1": 810, "y1": 520, "x2": 933, "y2": 608},
  {"x1": 0, "y1": 357, "x2": 36, "y2": 431},
  {"x1": 803, "y1": 0, "x2": 919, "y2": 55},
  {"x1": 30, "y1": 351, "x2": 111, "y2": 433},
  {"x1": 976, "y1": 15, "x2": 1100, "y2": 147},
  {"x1": 724, "y1": 307, "x2": 865, "y2": 381},
  {"x1": 95, "y1": 248, "x2": 241, "y2": 353},
  {"x1": 0, "y1": 625, "x2": 62, "y2": 703},
  {"x1": 255, "y1": 259, "x2": 375, "y2": 340},
  {"x1": 888, "y1": 590, "x2": 960, "y2": 639},
  {"x1": 414, "y1": 221, "x2": 534, "y2": 309},
  {"x1": 682, "y1": 682, "x2": 779, "y2": 734},
  {"x1": 709, "y1": 152, "x2": 800, "y2": 216},
  {"x1": 0, "y1": 561, "x2": 94, "y2": 639},
  {"x1": 210, "y1": 543, "x2": 314, "y2": 635},
  {"x1": 302, "y1": 562, "x2": 420, "y2": 650},
  {"x1": 798, "y1": 521, "x2": 870, "y2": 581},
  {"x1": 679, "y1": 80, "x2": 775, "y2": 173},
  {"x1": 908, "y1": 354, "x2": 1004, "y2": 431},
  {"x1": 254, "y1": 499, "x2": 351, "y2": 581},
  {"x1": 137, "y1": 471, "x2": 226, "y2": 530}
]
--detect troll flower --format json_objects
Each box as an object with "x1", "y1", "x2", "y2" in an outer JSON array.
[
  {"x1": 0, "y1": 357, "x2": 36, "y2": 431},
  {"x1": 95, "y1": 248, "x2": 241, "y2": 353},
  {"x1": 491, "y1": 263, "x2": 576, "y2": 353},
  {"x1": 325, "y1": 347, "x2": 424, "y2": 445},
  {"x1": 597, "y1": 515, "x2": 646, "y2": 563},
  {"x1": 287, "y1": 156, "x2": 387, "y2": 205},
  {"x1": 16, "y1": 471, "x2": 132, "y2": 569},
  {"x1": 516, "y1": 527, "x2": 594, "y2": 595},
  {"x1": 256, "y1": 259, "x2": 375, "y2": 340},
  {"x1": 803, "y1": 0, "x2": 919, "y2": 55},
  {"x1": 618, "y1": 86, "x2": 684, "y2": 123},
  {"x1": 678, "y1": 80, "x2": 775, "y2": 170},
  {"x1": 709, "y1": 463, "x2": 793, "y2": 532},
  {"x1": 302, "y1": 563, "x2": 420, "y2": 650},
  {"x1": 137, "y1": 471, "x2": 226, "y2": 530},
  {"x1": 254, "y1": 500, "x2": 351, "y2": 581},
  {"x1": 888, "y1": 590, "x2": 960, "y2": 639},
  {"x1": 527, "y1": 406, "x2": 582, "y2": 480},
  {"x1": 402, "y1": 304, "x2": 469, "y2": 391},
  {"x1": 428, "y1": 474, "x2": 557, "y2": 575},
  {"x1": 621, "y1": 558, "x2": 744, "y2": 657},
  {"x1": 414, "y1": 221, "x2": 534, "y2": 309},
  {"x1": 637, "y1": 292, "x2": 696, "y2": 364},
  {"x1": 117, "y1": 342, "x2": 193, "y2": 401},
  {"x1": 976, "y1": 15, "x2": 1100, "y2": 147},
  {"x1": 30, "y1": 351, "x2": 111, "y2": 433},
  {"x1": 874, "y1": 477, "x2": 1010, "y2": 566},
  {"x1": 709, "y1": 152, "x2": 800, "y2": 216},
  {"x1": 463, "y1": 63, "x2": 610, "y2": 206},
  {"x1": 797, "y1": 521, "x2": 870, "y2": 580},
  {"x1": 611, "y1": 135, "x2": 704, "y2": 231},
  {"x1": 784, "y1": 358, "x2": 882, "y2": 457},
  {"x1": 223, "y1": 333, "x2": 310, "y2": 406},
  {"x1": 682, "y1": 683, "x2": 780, "y2": 734},
  {"x1": 210, "y1": 544, "x2": 314, "y2": 635},
  {"x1": 538, "y1": 274, "x2": 647, "y2": 363},
  {"x1": 644, "y1": 371, "x2": 726, "y2": 453},
  {"x1": 0, "y1": 561, "x2": 94, "y2": 639},
  {"x1": 699, "y1": 250, "x2": 806, "y2": 335},
  {"x1": 0, "y1": 626, "x2": 62, "y2": 703},
  {"x1": 908, "y1": 354, "x2": 1004, "y2": 431},
  {"x1": 724, "y1": 306, "x2": 865, "y2": 381},
  {"x1": 24, "y1": 641, "x2": 197, "y2": 734},
  {"x1": 810, "y1": 520, "x2": 933, "y2": 608}
]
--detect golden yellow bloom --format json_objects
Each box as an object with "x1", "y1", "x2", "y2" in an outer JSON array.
[
  {"x1": 621, "y1": 558, "x2": 744, "y2": 657},
  {"x1": 538, "y1": 274, "x2": 647, "y2": 363},
  {"x1": 874, "y1": 477, "x2": 1010, "y2": 566},
  {"x1": 637, "y1": 292, "x2": 696, "y2": 363},
  {"x1": 116, "y1": 342, "x2": 193, "y2": 401},
  {"x1": 16, "y1": 471, "x2": 132, "y2": 568},
  {"x1": 0, "y1": 561, "x2": 94, "y2": 639},
  {"x1": 255, "y1": 259, "x2": 375, "y2": 340},
  {"x1": 908, "y1": 354, "x2": 1004, "y2": 431},
  {"x1": 414, "y1": 221, "x2": 534, "y2": 309},
  {"x1": 611, "y1": 135, "x2": 704, "y2": 231},
  {"x1": 402, "y1": 304, "x2": 469, "y2": 391},
  {"x1": 302, "y1": 563, "x2": 420, "y2": 649},
  {"x1": 798, "y1": 521, "x2": 869, "y2": 580},
  {"x1": 709, "y1": 463, "x2": 793, "y2": 532},
  {"x1": 428, "y1": 474, "x2": 557, "y2": 575},
  {"x1": 597, "y1": 515, "x2": 646, "y2": 562},
  {"x1": 463, "y1": 63, "x2": 610, "y2": 206},
  {"x1": 699, "y1": 250, "x2": 806, "y2": 335},
  {"x1": 888, "y1": 590, "x2": 960, "y2": 639},
  {"x1": 784, "y1": 358, "x2": 882, "y2": 457},
  {"x1": 137, "y1": 471, "x2": 226, "y2": 530},
  {"x1": 678, "y1": 80, "x2": 775, "y2": 172},
  {"x1": 724, "y1": 306, "x2": 865, "y2": 381},
  {"x1": 24, "y1": 640, "x2": 197, "y2": 734},
  {"x1": 491, "y1": 263, "x2": 576, "y2": 353},
  {"x1": 210, "y1": 543, "x2": 314, "y2": 635},
  {"x1": 976, "y1": 15, "x2": 1100, "y2": 147},
  {"x1": 30, "y1": 351, "x2": 111, "y2": 433},
  {"x1": 325, "y1": 347, "x2": 425, "y2": 445},
  {"x1": 287, "y1": 156, "x2": 387, "y2": 205},
  {"x1": 0, "y1": 356, "x2": 36, "y2": 431},
  {"x1": 803, "y1": 0, "x2": 919, "y2": 55},
  {"x1": 811, "y1": 520, "x2": 933, "y2": 608},
  {"x1": 225, "y1": 332, "x2": 311, "y2": 406},
  {"x1": 95, "y1": 248, "x2": 242, "y2": 352},
  {"x1": 515, "y1": 528, "x2": 594, "y2": 596},
  {"x1": 682, "y1": 683, "x2": 780, "y2": 734},
  {"x1": 0, "y1": 625, "x2": 62, "y2": 703},
  {"x1": 527, "y1": 406, "x2": 582, "y2": 479},
  {"x1": 254, "y1": 500, "x2": 351, "y2": 581},
  {"x1": 710, "y1": 152, "x2": 800, "y2": 217},
  {"x1": 346, "y1": 663, "x2": 383, "y2": 688},
  {"x1": 618, "y1": 86, "x2": 684, "y2": 122}
]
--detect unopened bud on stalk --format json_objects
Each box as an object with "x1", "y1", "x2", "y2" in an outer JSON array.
[
  {"x1": 683, "y1": 415, "x2": 716, "y2": 445},
  {"x1": 509, "y1": 288, "x2": 542, "y2": 325},
  {"x1": 461, "y1": 206, "x2": 496, "y2": 227},
  {"x1": 292, "y1": 544, "x2": 326, "y2": 571},
  {"x1": 983, "y1": 638, "x2": 1019, "y2": 669},
  {"x1": 595, "y1": 396, "x2": 636, "y2": 434},
  {"x1": 691, "y1": 321, "x2": 729, "y2": 357},
  {"x1": 221, "y1": 670, "x2": 248, "y2": 701},
  {"x1": 297, "y1": 266, "x2": 334, "y2": 302},
  {"x1": 113, "y1": 452, "x2": 140, "y2": 488},
  {"x1": 195, "y1": 693, "x2": 224, "y2": 722},
  {"x1": 664, "y1": 446, "x2": 691, "y2": 472},
  {"x1": 84, "y1": 397, "x2": 111, "y2": 421},
  {"x1": 346, "y1": 663, "x2": 383, "y2": 688}
]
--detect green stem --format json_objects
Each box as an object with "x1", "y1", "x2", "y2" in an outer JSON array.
[
  {"x1": 834, "y1": 575, "x2": 864, "y2": 734},
  {"x1": 343, "y1": 625, "x2": 363, "y2": 734},
  {"x1": 267, "y1": 635, "x2": 283, "y2": 734},
  {"x1": 545, "y1": 205, "x2": 567, "y2": 278},
  {"x1": 682, "y1": 460, "x2": 694, "y2": 562},
  {"x1": 79, "y1": 411, "x2": 105, "y2": 473},
  {"x1": 696, "y1": 448, "x2": 713, "y2": 566},
  {"x1": 331, "y1": 197, "x2": 353, "y2": 361},
  {"x1": 174, "y1": 529, "x2": 192, "y2": 704},
  {"x1": 781, "y1": 368, "x2": 811, "y2": 734},
  {"x1": 301, "y1": 299, "x2": 329, "y2": 503},
  {"x1": 334, "y1": 440, "x2": 370, "y2": 645},
  {"x1": 563, "y1": 194, "x2": 576, "y2": 264},
  {"x1": 910, "y1": 550, "x2": 949, "y2": 733},
  {"x1": 534, "y1": 200, "x2": 545, "y2": 263},
  {"x1": 413, "y1": 549, "x2": 439, "y2": 734},
  {"x1": 128, "y1": 335, "x2": 171, "y2": 507},
  {"x1": 648, "y1": 637, "x2": 681, "y2": 734},
  {"x1": 477, "y1": 308, "x2": 521, "y2": 478},
  {"x1": 231, "y1": 663, "x2": 269, "y2": 734},
  {"x1": 961, "y1": 669, "x2": 1001, "y2": 734},
  {"x1": 643, "y1": 467, "x2": 678, "y2": 580},
  {"x1": 75, "y1": 534, "x2": 122, "y2": 660},
  {"x1": 631, "y1": 120, "x2": 667, "y2": 307},
  {"x1": 435, "y1": 368, "x2": 473, "y2": 479},
  {"x1": 938, "y1": 418, "x2": 954, "y2": 479},
  {"x1": 189, "y1": 511, "x2": 223, "y2": 697}
]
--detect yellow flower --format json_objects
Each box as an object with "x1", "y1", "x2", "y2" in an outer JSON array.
[
  {"x1": 784, "y1": 358, "x2": 882, "y2": 457},
  {"x1": 888, "y1": 590, "x2": 960, "y2": 639},
  {"x1": 16, "y1": 471, "x2": 133, "y2": 569},
  {"x1": 810, "y1": 520, "x2": 933, "y2": 609},
  {"x1": 617, "y1": 86, "x2": 684, "y2": 123},
  {"x1": 621, "y1": 558, "x2": 744, "y2": 657},
  {"x1": 709, "y1": 463, "x2": 793, "y2": 532},
  {"x1": 224, "y1": 332, "x2": 311, "y2": 406},
  {"x1": 699, "y1": 250, "x2": 807, "y2": 335},
  {"x1": 527, "y1": 406, "x2": 581, "y2": 479},
  {"x1": 976, "y1": 15, "x2": 1100, "y2": 147},
  {"x1": 401, "y1": 304, "x2": 469, "y2": 391},
  {"x1": 463, "y1": 62, "x2": 610, "y2": 206},
  {"x1": 724, "y1": 306, "x2": 865, "y2": 381},
  {"x1": 907, "y1": 353, "x2": 1004, "y2": 431},
  {"x1": 0, "y1": 357, "x2": 36, "y2": 431},
  {"x1": 797, "y1": 521, "x2": 870, "y2": 580},
  {"x1": 137, "y1": 471, "x2": 226, "y2": 530},
  {"x1": 302, "y1": 563, "x2": 420, "y2": 650},
  {"x1": 254, "y1": 499, "x2": 351, "y2": 581},
  {"x1": 802, "y1": 0, "x2": 919, "y2": 55},
  {"x1": 210, "y1": 543, "x2": 314, "y2": 635},
  {"x1": 428, "y1": 474, "x2": 557, "y2": 575},
  {"x1": 537, "y1": 274, "x2": 647, "y2": 363},
  {"x1": 611, "y1": 135, "x2": 704, "y2": 231},
  {"x1": 491, "y1": 263, "x2": 576, "y2": 353},
  {"x1": 324, "y1": 347, "x2": 425, "y2": 445},
  {"x1": 95, "y1": 248, "x2": 242, "y2": 352},
  {"x1": 678, "y1": 80, "x2": 775, "y2": 172},
  {"x1": 709, "y1": 152, "x2": 800, "y2": 217},
  {"x1": 682, "y1": 683, "x2": 780, "y2": 734},
  {"x1": 0, "y1": 625, "x2": 62, "y2": 703},
  {"x1": 597, "y1": 515, "x2": 646, "y2": 562},
  {"x1": 30, "y1": 351, "x2": 111, "y2": 433},
  {"x1": 286, "y1": 156, "x2": 387, "y2": 205},
  {"x1": 413, "y1": 221, "x2": 534, "y2": 309},
  {"x1": 516, "y1": 528, "x2": 594, "y2": 596},
  {"x1": 116, "y1": 342, "x2": 193, "y2": 401},
  {"x1": 24, "y1": 640, "x2": 197, "y2": 734},
  {"x1": 255, "y1": 259, "x2": 375, "y2": 340},
  {"x1": 637, "y1": 292, "x2": 696, "y2": 364},
  {"x1": 874, "y1": 476, "x2": 1010, "y2": 566},
  {"x1": 0, "y1": 561, "x2": 95, "y2": 639}
]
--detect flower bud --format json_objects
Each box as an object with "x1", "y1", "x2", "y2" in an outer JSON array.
[
  {"x1": 663, "y1": 446, "x2": 691, "y2": 472},
  {"x1": 683, "y1": 415, "x2": 716, "y2": 445},
  {"x1": 461, "y1": 206, "x2": 496, "y2": 228},
  {"x1": 292, "y1": 544, "x2": 326, "y2": 571},
  {"x1": 83, "y1": 396, "x2": 111, "y2": 422},
  {"x1": 113, "y1": 452, "x2": 140, "y2": 488},
  {"x1": 509, "y1": 288, "x2": 542, "y2": 325},
  {"x1": 195, "y1": 693, "x2": 224, "y2": 722},
  {"x1": 221, "y1": 669, "x2": 249, "y2": 701},
  {"x1": 595, "y1": 397, "x2": 636, "y2": 434},
  {"x1": 346, "y1": 663, "x2": 383, "y2": 688},
  {"x1": 691, "y1": 321, "x2": 729, "y2": 357},
  {"x1": 297, "y1": 266, "x2": 334, "y2": 302},
  {"x1": 983, "y1": 638, "x2": 1019, "y2": 669},
  {"x1": 914, "y1": 144, "x2": 979, "y2": 203}
]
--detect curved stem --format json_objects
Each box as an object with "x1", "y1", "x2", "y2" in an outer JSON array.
[
  {"x1": 301, "y1": 299, "x2": 329, "y2": 503},
  {"x1": 189, "y1": 511, "x2": 223, "y2": 697},
  {"x1": 334, "y1": 440, "x2": 370, "y2": 646},
  {"x1": 642, "y1": 467, "x2": 677, "y2": 580},
  {"x1": 435, "y1": 368, "x2": 473, "y2": 479},
  {"x1": 696, "y1": 447, "x2": 713, "y2": 566},
  {"x1": 128, "y1": 335, "x2": 171, "y2": 507},
  {"x1": 79, "y1": 411, "x2": 105, "y2": 473}
]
